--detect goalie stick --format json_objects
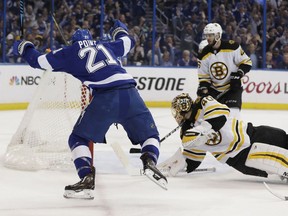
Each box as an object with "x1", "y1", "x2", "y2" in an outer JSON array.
[
  {"x1": 263, "y1": 182, "x2": 288, "y2": 201},
  {"x1": 129, "y1": 89, "x2": 230, "y2": 154},
  {"x1": 111, "y1": 142, "x2": 216, "y2": 176},
  {"x1": 139, "y1": 167, "x2": 216, "y2": 176}
]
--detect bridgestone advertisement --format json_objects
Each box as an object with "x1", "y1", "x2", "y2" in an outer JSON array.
[{"x1": 0, "y1": 65, "x2": 287, "y2": 109}]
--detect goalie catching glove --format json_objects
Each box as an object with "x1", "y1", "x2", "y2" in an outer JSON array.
[
  {"x1": 13, "y1": 40, "x2": 34, "y2": 56},
  {"x1": 182, "y1": 120, "x2": 216, "y2": 149}
]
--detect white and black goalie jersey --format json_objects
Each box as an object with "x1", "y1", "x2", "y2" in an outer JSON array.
[
  {"x1": 182, "y1": 96, "x2": 251, "y2": 163},
  {"x1": 197, "y1": 40, "x2": 252, "y2": 92}
]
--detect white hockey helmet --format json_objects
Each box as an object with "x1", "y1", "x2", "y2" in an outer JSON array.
[
  {"x1": 171, "y1": 93, "x2": 193, "y2": 125},
  {"x1": 198, "y1": 39, "x2": 208, "y2": 53},
  {"x1": 203, "y1": 23, "x2": 222, "y2": 42}
]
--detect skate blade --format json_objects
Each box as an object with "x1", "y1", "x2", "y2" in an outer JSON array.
[
  {"x1": 63, "y1": 189, "x2": 94, "y2": 200},
  {"x1": 143, "y1": 169, "x2": 168, "y2": 190}
]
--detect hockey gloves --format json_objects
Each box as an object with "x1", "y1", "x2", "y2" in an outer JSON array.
[
  {"x1": 13, "y1": 40, "x2": 34, "y2": 56},
  {"x1": 109, "y1": 20, "x2": 129, "y2": 41},
  {"x1": 230, "y1": 69, "x2": 244, "y2": 91},
  {"x1": 197, "y1": 86, "x2": 209, "y2": 97}
]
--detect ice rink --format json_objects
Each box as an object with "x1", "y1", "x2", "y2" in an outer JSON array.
[{"x1": 1, "y1": 108, "x2": 288, "y2": 216}]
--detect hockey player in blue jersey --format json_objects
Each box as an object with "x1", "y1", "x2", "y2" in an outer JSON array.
[{"x1": 13, "y1": 20, "x2": 167, "y2": 198}]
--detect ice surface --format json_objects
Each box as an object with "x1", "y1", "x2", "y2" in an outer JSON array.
[{"x1": 1, "y1": 108, "x2": 288, "y2": 216}]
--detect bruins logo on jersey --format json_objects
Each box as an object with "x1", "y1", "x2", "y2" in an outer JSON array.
[
  {"x1": 206, "y1": 131, "x2": 221, "y2": 146},
  {"x1": 210, "y1": 62, "x2": 228, "y2": 80}
]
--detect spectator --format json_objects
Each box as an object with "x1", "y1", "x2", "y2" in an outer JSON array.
[
  {"x1": 180, "y1": 21, "x2": 195, "y2": 52},
  {"x1": 279, "y1": 29, "x2": 288, "y2": 47},
  {"x1": 278, "y1": 52, "x2": 288, "y2": 69},
  {"x1": 272, "y1": 47, "x2": 283, "y2": 68},
  {"x1": 177, "y1": 50, "x2": 197, "y2": 67},
  {"x1": 247, "y1": 43, "x2": 258, "y2": 69},
  {"x1": 172, "y1": 7, "x2": 184, "y2": 40},
  {"x1": 131, "y1": 40, "x2": 145, "y2": 66},
  {"x1": 6, "y1": 33, "x2": 16, "y2": 63},
  {"x1": 281, "y1": 44, "x2": 288, "y2": 54},
  {"x1": 233, "y1": 3, "x2": 250, "y2": 28},
  {"x1": 265, "y1": 51, "x2": 275, "y2": 69},
  {"x1": 156, "y1": 37, "x2": 175, "y2": 66}
]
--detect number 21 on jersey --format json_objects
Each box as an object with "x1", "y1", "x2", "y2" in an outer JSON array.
[{"x1": 79, "y1": 44, "x2": 118, "y2": 73}]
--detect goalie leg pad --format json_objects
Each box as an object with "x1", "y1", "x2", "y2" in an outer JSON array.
[{"x1": 245, "y1": 142, "x2": 288, "y2": 178}]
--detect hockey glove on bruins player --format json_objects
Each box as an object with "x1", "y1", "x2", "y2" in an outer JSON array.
[
  {"x1": 230, "y1": 69, "x2": 244, "y2": 91},
  {"x1": 197, "y1": 86, "x2": 209, "y2": 97}
]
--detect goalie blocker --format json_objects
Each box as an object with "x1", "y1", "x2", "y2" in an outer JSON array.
[{"x1": 158, "y1": 93, "x2": 288, "y2": 180}]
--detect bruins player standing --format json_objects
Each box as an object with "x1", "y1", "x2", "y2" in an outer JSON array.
[{"x1": 197, "y1": 23, "x2": 252, "y2": 118}]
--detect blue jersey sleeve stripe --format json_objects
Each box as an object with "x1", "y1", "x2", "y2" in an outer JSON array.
[
  {"x1": 38, "y1": 55, "x2": 53, "y2": 71},
  {"x1": 84, "y1": 73, "x2": 133, "y2": 86},
  {"x1": 120, "y1": 36, "x2": 132, "y2": 56}
]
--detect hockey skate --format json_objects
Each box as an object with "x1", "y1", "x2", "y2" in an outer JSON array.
[
  {"x1": 64, "y1": 167, "x2": 95, "y2": 200},
  {"x1": 141, "y1": 153, "x2": 168, "y2": 190}
]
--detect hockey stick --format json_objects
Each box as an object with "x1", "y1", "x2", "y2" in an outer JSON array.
[
  {"x1": 129, "y1": 89, "x2": 230, "y2": 154},
  {"x1": 263, "y1": 182, "x2": 288, "y2": 201},
  {"x1": 139, "y1": 167, "x2": 216, "y2": 176},
  {"x1": 19, "y1": 0, "x2": 25, "y2": 39},
  {"x1": 49, "y1": 8, "x2": 96, "y2": 163},
  {"x1": 111, "y1": 141, "x2": 216, "y2": 176},
  {"x1": 50, "y1": 12, "x2": 69, "y2": 45},
  {"x1": 129, "y1": 124, "x2": 182, "y2": 154}
]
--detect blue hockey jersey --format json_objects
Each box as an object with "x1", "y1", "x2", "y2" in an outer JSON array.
[{"x1": 22, "y1": 35, "x2": 136, "y2": 89}]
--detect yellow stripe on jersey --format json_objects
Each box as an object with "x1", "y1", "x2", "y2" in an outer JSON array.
[
  {"x1": 218, "y1": 49, "x2": 235, "y2": 53},
  {"x1": 235, "y1": 120, "x2": 245, "y2": 151},
  {"x1": 248, "y1": 152, "x2": 288, "y2": 167},
  {"x1": 236, "y1": 58, "x2": 252, "y2": 67},
  {"x1": 204, "y1": 104, "x2": 230, "y2": 119},
  {"x1": 183, "y1": 149, "x2": 206, "y2": 161},
  {"x1": 198, "y1": 74, "x2": 210, "y2": 79},
  {"x1": 198, "y1": 74, "x2": 211, "y2": 83},
  {"x1": 201, "y1": 52, "x2": 212, "y2": 60},
  {"x1": 182, "y1": 131, "x2": 201, "y2": 144},
  {"x1": 195, "y1": 109, "x2": 201, "y2": 121},
  {"x1": 205, "y1": 110, "x2": 230, "y2": 120},
  {"x1": 216, "y1": 118, "x2": 244, "y2": 161}
]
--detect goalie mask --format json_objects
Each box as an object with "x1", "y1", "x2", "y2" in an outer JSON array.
[{"x1": 171, "y1": 93, "x2": 193, "y2": 125}]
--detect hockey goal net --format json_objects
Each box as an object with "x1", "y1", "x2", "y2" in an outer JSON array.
[{"x1": 4, "y1": 71, "x2": 90, "y2": 171}]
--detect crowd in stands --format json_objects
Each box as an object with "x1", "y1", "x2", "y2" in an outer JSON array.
[{"x1": 1, "y1": 0, "x2": 288, "y2": 69}]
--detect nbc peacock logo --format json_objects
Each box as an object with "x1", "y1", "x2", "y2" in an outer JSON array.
[
  {"x1": 9, "y1": 76, "x2": 20, "y2": 85},
  {"x1": 9, "y1": 76, "x2": 41, "y2": 85}
]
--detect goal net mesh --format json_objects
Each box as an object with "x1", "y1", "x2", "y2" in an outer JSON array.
[{"x1": 4, "y1": 72, "x2": 90, "y2": 171}]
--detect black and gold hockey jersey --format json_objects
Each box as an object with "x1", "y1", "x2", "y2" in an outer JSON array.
[
  {"x1": 197, "y1": 40, "x2": 252, "y2": 92},
  {"x1": 182, "y1": 96, "x2": 251, "y2": 163}
]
